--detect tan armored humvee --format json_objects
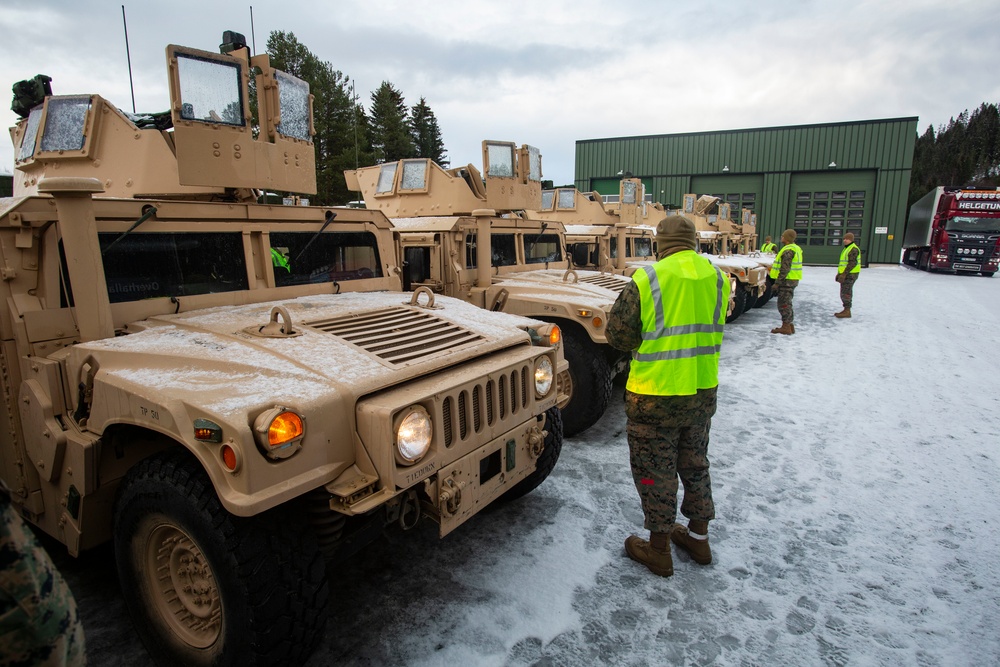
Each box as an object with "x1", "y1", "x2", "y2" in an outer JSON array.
[
  {"x1": 533, "y1": 179, "x2": 773, "y2": 321},
  {"x1": 345, "y1": 145, "x2": 631, "y2": 437},
  {"x1": 3, "y1": 32, "x2": 567, "y2": 666}
]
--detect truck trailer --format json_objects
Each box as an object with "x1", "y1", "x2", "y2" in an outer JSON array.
[{"x1": 902, "y1": 187, "x2": 1000, "y2": 276}]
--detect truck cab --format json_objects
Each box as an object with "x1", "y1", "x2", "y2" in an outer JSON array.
[{"x1": 903, "y1": 187, "x2": 1000, "y2": 276}]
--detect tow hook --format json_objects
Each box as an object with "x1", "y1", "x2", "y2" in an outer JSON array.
[
  {"x1": 439, "y1": 475, "x2": 465, "y2": 518},
  {"x1": 527, "y1": 425, "x2": 546, "y2": 458}
]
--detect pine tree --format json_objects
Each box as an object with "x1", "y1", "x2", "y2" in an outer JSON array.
[
  {"x1": 369, "y1": 82, "x2": 415, "y2": 163},
  {"x1": 410, "y1": 97, "x2": 449, "y2": 167}
]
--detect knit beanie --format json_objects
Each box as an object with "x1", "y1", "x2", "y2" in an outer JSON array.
[{"x1": 655, "y1": 215, "x2": 697, "y2": 257}]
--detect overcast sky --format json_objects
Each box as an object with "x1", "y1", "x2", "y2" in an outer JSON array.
[{"x1": 2, "y1": 0, "x2": 999, "y2": 185}]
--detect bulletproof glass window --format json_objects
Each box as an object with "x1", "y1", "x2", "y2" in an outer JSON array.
[
  {"x1": 269, "y1": 231, "x2": 382, "y2": 287},
  {"x1": 400, "y1": 160, "x2": 428, "y2": 191},
  {"x1": 39, "y1": 96, "x2": 90, "y2": 152},
  {"x1": 569, "y1": 243, "x2": 592, "y2": 267},
  {"x1": 17, "y1": 107, "x2": 43, "y2": 162},
  {"x1": 622, "y1": 180, "x2": 637, "y2": 205},
  {"x1": 376, "y1": 163, "x2": 397, "y2": 194},
  {"x1": 176, "y1": 53, "x2": 245, "y2": 126},
  {"x1": 527, "y1": 145, "x2": 541, "y2": 182},
  {"x1": 557, "y1": 189, "x2": 575, "y2": 210},
  {"x1": 465, "y1": 233, "x2": 477, "y2": 268},
  {"x1": 633, "y1": 236, "x2": 653, "y2": 258},
  {"x1": 99, "y1": 232, "x2": 248, "y2": 303},
  {"x1": 604, "y1": 194, "x2": 620, "y2": 204},
  {"x1": 485, "y1": 143, "x2": 515, "y2": 178},
  {"x1": 275, "y1": 70, "x2": 311, "y2": 141},
  {"x1": 524, "y1": 233, "x2": 562, "y2": 264},
  {"x1": 491, "y1": 234, "x2": 518, "y2": 266},
  {"x1": 540, "y1": 190, "x2": 555, "y2": 210}
]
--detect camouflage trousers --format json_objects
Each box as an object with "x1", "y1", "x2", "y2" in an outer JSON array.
[
  {"x1": 0, "y1": 489, "x2": 86, "y2": 667},
  {"x1": 624, "y1": 388, "x2": 717, "y2": 533},
  {"x1": 776, "y1": 285, "x2": 797, "y2": 324},
  {"x1": 840, "y1": 273, "x2": 858, "y2": 308}
]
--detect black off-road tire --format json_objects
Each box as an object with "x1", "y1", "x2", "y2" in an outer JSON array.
[
  {"x1": 738, "y1": 284, "x2": 756, "y2": 315},
  {"x1": 982, "y1": 271, "x2": 995, "y2": 277},
  {"x1": 560, "y1": 329, "x2": 613, "y2": 436},
  {"x1": 499, "y1": 407, "x2": 563, "y2": 503},
  {"x1": 113, "y1": 450, "x2": 329, "y2": 667}
]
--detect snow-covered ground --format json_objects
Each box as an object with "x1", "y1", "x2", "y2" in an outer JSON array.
[{"x1": 53, "y1": 264, "x2": 1000, "y2": 666}]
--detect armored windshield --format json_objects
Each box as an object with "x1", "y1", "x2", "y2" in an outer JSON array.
[
  {"x1": 275, "y1": 70, "x2": 310, "y2": 141},
  {"x1": 269, "y1": 231, "x2": 382, "y2": 286},
  {"x1": 945, "y1": 216, "x2": 1000, "y2": 233},
  {"x1": 400, "y1": 160, "x2": 428, "y2": 191},
  {"x1": 99, "y1": 232, "x2": 249, "y2": 303},
  {"x1": 176, "y1": 53, "x2": 245, "y2": 126},
  {"x1": 524, "y1": 234, "x2": 562, "y2": 264},
  {"x1": 540, "y1": 191, "x2": 554, "y2": 210},
  {"x1": 376, "y1": 163, "x2": 398, "y2": 194},
  {"x1": 622, "y1": 181, "x2": 637, "y2": 205},
  {"x1": 527, "y1": 145, "x2": 541, "y2": 182}
]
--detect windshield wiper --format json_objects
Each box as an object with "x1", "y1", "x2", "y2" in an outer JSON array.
[
  {"x1": 525, "y1": 222, "x2": 549, "y2": 260},
  {"x1": 101, "y1": 205, "x2": 158, "y2": 256},
  {"x1": 293, "y1": 210, "x2": 337, "y2": 264}
]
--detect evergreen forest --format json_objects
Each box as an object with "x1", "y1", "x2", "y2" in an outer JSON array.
[
  {"x1": 909, "y1": 102, "x2": 1000, "y2": 206},
  {"x1": 266, "y1": 31, "x2": 448, "y2": 205}
]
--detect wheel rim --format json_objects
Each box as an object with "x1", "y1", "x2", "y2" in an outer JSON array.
[{"x1": 145, "y1": 520, "x2": 222, "y2": 649}]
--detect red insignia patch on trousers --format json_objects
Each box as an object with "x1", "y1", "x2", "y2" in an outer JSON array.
[{"x1": 640, "y1": 478, "x2": 655, "y2": 486}]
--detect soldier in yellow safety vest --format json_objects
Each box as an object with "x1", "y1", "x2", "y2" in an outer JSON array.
[
  {"x1": 760, "y1": 236, "x2": 777, "y2": 253},
  {"x1": 834, "y1": 232, "x2": 861, "y2": 318},
  {"x1": 606, "y1": 215, "x2": 729, "y2": 577},
  {"x1": 768, "y1": 229, "x2": 803, "y2": 335}
]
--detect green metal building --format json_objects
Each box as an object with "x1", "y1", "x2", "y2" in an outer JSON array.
[{"x1": 575, "y1": 117, "x2": 918, "y2": 265}]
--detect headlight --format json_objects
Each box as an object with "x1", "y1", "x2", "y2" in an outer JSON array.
[
  {"x1": 253, "y1": 406, "x2": 305, "y2": 460},
  {"x1": 396, "y1": 406, "x2": 432, "y2": 464},
  {"x1": 534, "y1": 356, "x2": 554, "y2": 397}
]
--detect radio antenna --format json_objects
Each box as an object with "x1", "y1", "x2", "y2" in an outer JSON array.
[
  {"x1": 250, "y1": 6, "x2": 257, "y2": 56},
  {"x1": 121, "y1": 5, "x2": 136, "y2": 113}
]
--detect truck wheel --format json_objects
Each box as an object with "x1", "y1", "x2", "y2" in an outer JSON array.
[
  {"x1": 918, "y1": 250, "x2": 929, "y2": 270},
  {"x1": 560, "y1": 330, "x2": 613, "y2": 436},
  {"x1": 114, "y1": 450, "x2": 329, "y2": 667},
  {"x1": 726, "y1": 285, "x2": 747, "y2": 323},
  {"x1": 982, "y1": 271, "x2": 995, "y2": 277},
  {"x1": 499, "y1": 407, "x2": 563, "y2": 502}
]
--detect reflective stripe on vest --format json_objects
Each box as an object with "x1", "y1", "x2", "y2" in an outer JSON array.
[
  {"x1": 769, "y1": 243, "x2": 803, "y2": 280},
  {"x1": 626, "y1": 250, "x2": 728, "y2": 396},
  {"x1": 838, "y1": 243, "x2": 861, "y2": 274},
  {"x1": 761, "y1": 242, "x2": 776, "y2": 253}
]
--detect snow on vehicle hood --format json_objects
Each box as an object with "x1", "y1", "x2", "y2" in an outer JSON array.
[
  {"x1": 493, "y1": 271, "x2": 623, "y2": 310},
  {"x1": 74, "y1": 292, "x2": 541, "y2": 419}
]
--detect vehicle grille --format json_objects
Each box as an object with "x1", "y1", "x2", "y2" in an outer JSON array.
[
  {"x1": 579, "y1": 274, "x2": 627, "y2": 293},
  {"x1": 440, "y1": 363, "x2": 533, "y2": 448},
  {"x1": 306, "y1": 307, "x2": 484, "y2": 365}
]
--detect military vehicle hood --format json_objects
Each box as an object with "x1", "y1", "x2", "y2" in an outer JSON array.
[
  {"x1": 498, "y1": 269, "x2": 629, "y2": 298},
  {"x1": 72, "y1": 292, "x2": 540, "y2": 420}
]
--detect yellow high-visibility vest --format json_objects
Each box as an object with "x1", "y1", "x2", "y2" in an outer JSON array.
[
  {"x1": 761, "y1": 242, "x2": 777, "y2": 253},
  {"x1": 838, "y1": 243, "x2": 861, "y2": 274},
  {"x1": 769, "y1": 243, "x2": 803, "y2": 280},
  {"x1": 626, "y1": 250, "x2": 728, "y2": 396}
]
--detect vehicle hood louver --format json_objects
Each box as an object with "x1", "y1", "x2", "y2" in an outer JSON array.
[{"x1": 305, "y1": 307, "x2": 484, "y2": 365}]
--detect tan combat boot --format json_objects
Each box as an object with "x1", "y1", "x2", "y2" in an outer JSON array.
[
  {"x1": 834, "y1": 308, "x2": 852, "y2": 318},
  {"x1": 625, "y1": 532, "x2": 673, "y2": 577},
  {"x1": 770, "y1": 323, "x2": 794, "y2": 335},
  {"x1": 671, "y1": 520, "x2": 712, "y2": 565}
]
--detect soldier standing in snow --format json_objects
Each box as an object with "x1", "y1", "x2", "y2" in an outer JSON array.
[
  {"x1": 835, "y1": 232, "x2": 861, "y2": 318},
  {"x1": 769, "y1": 229, "x2": 803, "y2": 335},
  {"x1": 607, "y1": 215, "x2": 728, "y2": 577}
]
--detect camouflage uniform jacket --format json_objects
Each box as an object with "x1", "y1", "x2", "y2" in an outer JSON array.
[
  {"x1": 774, "y1": 247, "x2": 800, "y2": 290},
  {"x1": 0, "y1": 482, "x2": 86, "y2": 666}
]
